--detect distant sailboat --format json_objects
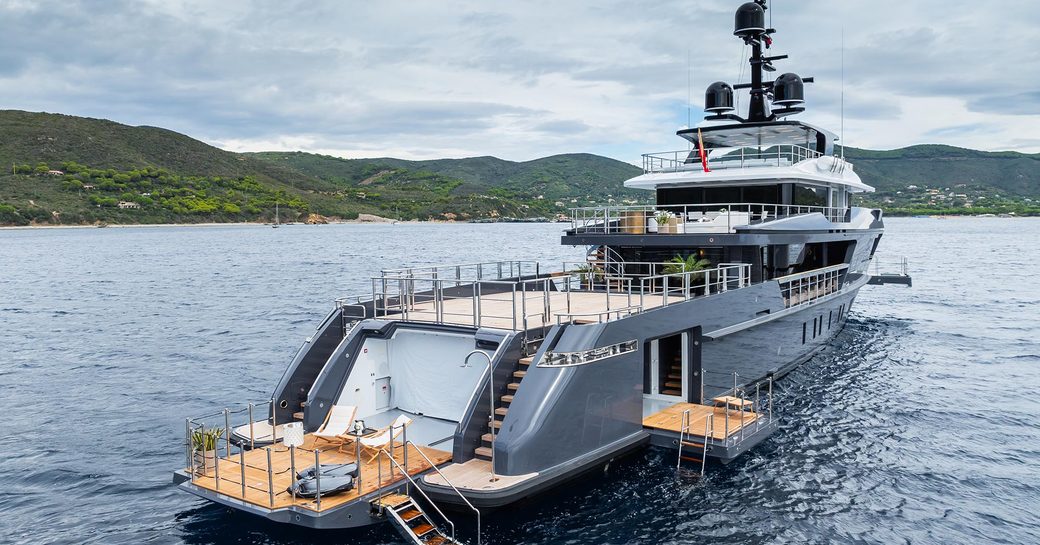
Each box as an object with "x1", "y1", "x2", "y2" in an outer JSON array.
[{"x1": 272, "y1": 202, "x2": 280, "y2": 228}]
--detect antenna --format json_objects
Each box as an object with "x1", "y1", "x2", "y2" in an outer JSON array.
[
  {"x1": 687, "y1": 48, "x2": 692, "y2": 133},
  {"x1": 840, "y1": 25, "x2": 846, "y2": 159}
]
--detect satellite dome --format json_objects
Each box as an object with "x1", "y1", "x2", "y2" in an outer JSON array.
[
  {"x1": 734, "y1": 2, "x2": 766, "y2": 37},
  {"x1": 705, "y1": 82, "x2": 735, "y2": 113},
  {"x1": 773, "y1": 73, "x2": 805, "y2": 106}
]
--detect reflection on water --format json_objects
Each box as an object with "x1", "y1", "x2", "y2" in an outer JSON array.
[{"x1": 1, "y1": 219, "x2": 1038, "y2": 544}]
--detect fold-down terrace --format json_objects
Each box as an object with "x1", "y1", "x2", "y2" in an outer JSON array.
[{"x1": 341, "y1": 260, "x2": 753, "y2": 331}]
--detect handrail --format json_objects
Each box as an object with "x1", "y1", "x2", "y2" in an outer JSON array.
[
  {"x1": 463, "y1": 350, "x2": 498, "y2": 483},
  {"x1": 407, "y1": 440, "x2": 482, "y2": 545},
  {"x1": 377, "y1": 448, "x2": 456, "y2": 544},
  {"x1": 774, "y1": 264, "x2": 849, "y2": 284},
  {"x1": 569, "y1": 201, "x2": 849, "y2": 233},
  {"x1": 641, "y1": 144, "x2": 824, "y2": 174}
]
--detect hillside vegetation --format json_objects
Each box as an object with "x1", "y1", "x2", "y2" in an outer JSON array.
[{"x1": 0, "y1": 110, "x2": 1038, "y2": 225}]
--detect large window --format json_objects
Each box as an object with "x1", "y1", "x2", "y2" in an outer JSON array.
[
  {"x1": 793, "y1": 185, "x2": 828, "y2": 207},
  {"x1": 658, "y1": 185, "x2": 781, "y2": 206}
]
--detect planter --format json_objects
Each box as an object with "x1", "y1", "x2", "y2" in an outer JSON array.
[
  {"x1": 647, "y1": 217, "x2": 659, "y2": 233},
  {"x1": 194, "y1": 450, "x2": 217, "y2": 476},
  {"x1": 620, "y1": 211, "x2": 646, "y2": 234},
  {"x1": 660, "y1": 217, "x2": 682, "y2": 234}
]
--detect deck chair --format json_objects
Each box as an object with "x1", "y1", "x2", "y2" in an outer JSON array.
[
  {"x1": 360, "y1": 414, "x2": 412, "y2": 463},
  {"x1": 312, "y1": 404, "x2": 358, "y2": 450}
]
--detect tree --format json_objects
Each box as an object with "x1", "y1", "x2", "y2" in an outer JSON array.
[
  {"x1": 34, "y1": 163, "x2": 50, "y2": 175},
  {"x1": 14, "y1": 164, "x2": 32, "y2": 175}
]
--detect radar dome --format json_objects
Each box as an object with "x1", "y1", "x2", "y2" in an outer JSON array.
[
  {"x1": 705, "y1": 82, "x2": 735, "y2": 113},
  {"x1": 734, "y1": 2, "x2": 766, "y2": 37},
  {"x1": 772, "y1": 73, "x2": 805, "y2": 106}
]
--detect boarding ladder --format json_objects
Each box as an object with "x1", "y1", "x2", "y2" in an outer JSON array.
[
  {"x1": 375, "y1": 494, "x2": 458, "y2": 545},
  {"x1": 676, "y1": 409, "x2": 712, "y2": 475}
]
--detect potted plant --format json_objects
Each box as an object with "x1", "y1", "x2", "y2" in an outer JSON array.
[
  {"x1": 191, "y1": 427, "x2": 224, "y2": 475},
  {"x1": 663, "y1": 255, "x2": 712, "y2": 292},
  {"x1": 653, "y1": 211, "x2": 673, "y2": 234},
  {"x1": 573, "y1": 264, "x2": 603, "y2": 289}
]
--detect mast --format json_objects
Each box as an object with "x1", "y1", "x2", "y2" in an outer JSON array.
[{"x1": 704, "y1": 1, "x2": 812, "y2": 124}]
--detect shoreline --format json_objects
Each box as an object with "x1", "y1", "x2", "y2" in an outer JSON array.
[{"x1": 0, "y1": 215, "x2": 1033, "y2": 231}]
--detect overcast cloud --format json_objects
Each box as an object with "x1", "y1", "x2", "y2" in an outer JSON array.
[{"x1": 1, "y1": 0, "x2": 1037, "y2": 161}]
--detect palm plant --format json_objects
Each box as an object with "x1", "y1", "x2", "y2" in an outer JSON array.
[{"x1": 663, "y1": 255, "x2": 712, "y2": 283}]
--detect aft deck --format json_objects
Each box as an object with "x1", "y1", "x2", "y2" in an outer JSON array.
[{"x1": 184, "y1": 433, "x2": 451, "y2": 513}]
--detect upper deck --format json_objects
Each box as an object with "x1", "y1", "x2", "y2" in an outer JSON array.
[{"x1": 627, "y1": 121, "x2": 872, "y2": 193}]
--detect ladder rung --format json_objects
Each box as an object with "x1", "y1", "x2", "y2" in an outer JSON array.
[
  {"x1": 474, "y1": 446, "x2": 493, "y2": 459},
  {"x1": 495, "y1": 407, "x2": 508, "y2": 416},
  {"x1": 513, "y1": 370, "x2": 527, "y2": 378},
  {"x1": 481, "y1": 433, "x2": 494, "y2": 443},
  {"x1": 412, "y1": 523, "x2": 436, "y2": 537},
  {"x1": 679, "y1": 456, "x2": 702, "y2": 463},
  {"x1": 519, "y1": 357, "x2": 533, "y2": 366},
  {"x1": 680, "y1": 441, "x2": 705, "y2": 449},
  {"x1": 399, "y1": 508, "x2": 422, "y2": 522},
  {"x1": 292, "y1": 411, "x2": 304, "y2": 420},
  {"x1": 506, "y1": 382, "x2": 520, "y2": 391},
  {"x1": 500, "y1": 395, "x2": 514, "y2": 403}
]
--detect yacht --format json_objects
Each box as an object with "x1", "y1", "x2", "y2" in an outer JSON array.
[{"x1": 173, "y1": 2, "x2": 910, "y2": 542}]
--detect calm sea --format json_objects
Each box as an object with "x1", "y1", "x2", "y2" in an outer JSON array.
[{"x1": 1, "y1": 219, "x2": 1038, "y2": 545}]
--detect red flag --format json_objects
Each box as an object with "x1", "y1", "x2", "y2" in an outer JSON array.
[{"x1": 698, "y1": 129, "x2": 711, "y2": 173}]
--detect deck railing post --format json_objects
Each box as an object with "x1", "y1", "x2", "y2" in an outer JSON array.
[
  {"x1": 354, "y1": 438, "x2": 363, "y2": 493},
  {"x1": 185, "y1": 419, "x2": 192, "y2": 476},
  {"x1": 402, "y1": 426, "x2": 409, "y2": 495},
  {"x1": 289, "y1": 445, "x2": 297, "y2": 505},
  {"x1": 377, "y1": 451, "x2": 383, "y2": 492},
  {"x1": 223, "y1": 408, "x2": 231, "y2": 458},
  {"x1": 266, "y1": 447, "x2": 274, "y2": 506},
  {"x1": 270, "y1": 398, "x2": 278, "y2": 443},
  {"x1": 239, "y1": 448, "x2": 246, "y2": 498},
  {"x1": 314, "y1": 450, "x2": 322, "y2": 510},
  {"x1": 214, "y1": 436, "x2": 221, "y2": 492},
  {"x1": 768, "y1": 377, "x2": 774, "y2": 423},
  {"x1": 247, "y1": 403, "x2": 255, "y2": 449}
]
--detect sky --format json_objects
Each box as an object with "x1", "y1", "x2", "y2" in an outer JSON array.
[{"x1": 1, "y1": 0, "x2": 1038, "y2": 162}]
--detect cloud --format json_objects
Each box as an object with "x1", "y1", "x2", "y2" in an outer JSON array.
[{"x1": 0, "y1": 0, "x2": 1038, "y2": 162}]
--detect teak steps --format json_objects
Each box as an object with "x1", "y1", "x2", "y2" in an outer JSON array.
[
  {"x1": 376, "y1": 494, "x2": 458, "y2": 545},
  {"x1": 476, "y1": 352, "x2": 536, "y2": 462}
]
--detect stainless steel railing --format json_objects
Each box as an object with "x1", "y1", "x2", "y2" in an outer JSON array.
[
  {"x1": 776, "y1": 264, "x2": 849, "y2": 308},
  {"x1": 699, "y1": 371, "x2": 775, "y2": 449},
  {"x1": 569, "y1": 202, "x2": 850, "y2": 234},
  {"x1": 376, "y1": 446, "x2": 456, "y2": 544},
  {"x1": 365, "y1": 261, "x2": 753, "y2": 335},
  {"x1": 642, "y1": 144, "x2": 824, "y2": 174},
  {"x1": 407, "y1": 440, "x2": 482, "y2": 545}
]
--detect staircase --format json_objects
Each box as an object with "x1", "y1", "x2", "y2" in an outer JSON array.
[
  {"x1": 662, "y1": 352, "x2": 683, "y2": 396},
  {"x1": 375, "y1": 494, "x2": 458, "y2": 545},
  {"x1": 475, "y1": 354, "x2": 532, "y2": 462},
  {"x1": 586, "y1": 245, "x2": 627, "y2": 290}
]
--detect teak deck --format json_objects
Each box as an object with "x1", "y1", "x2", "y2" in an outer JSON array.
[
  {"x1": 643, "y1": 402, "x2": 760, "y2": 440},
  {"x1": 186, "y1": 433, "x2": 451, "y2": 513},
  {"x1": 388, "y1": 290, "x2": 682, "y2": 330}
]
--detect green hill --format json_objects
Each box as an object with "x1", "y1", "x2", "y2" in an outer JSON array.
[{"x1": 0, "y1": 109, "x2": 1038, "y2": 226}]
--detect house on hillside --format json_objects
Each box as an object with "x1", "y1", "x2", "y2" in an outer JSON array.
[
  {"x1": 118, "y1": 201, "x2": 140, "y2": 209},
  {"x1": 47, "y1": 170, "x2": 65, "y2": 176}
]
